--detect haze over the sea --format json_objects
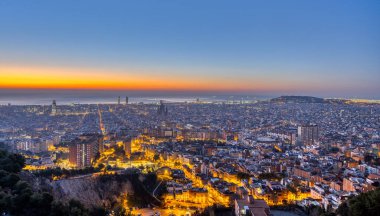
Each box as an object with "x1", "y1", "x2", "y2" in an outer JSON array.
[
  {"x1": 0, "y1": 89, "x2": 273, "y2": 105},
  {"x1": 1, "y1": 89, "x2": 379, "y2": 105}
]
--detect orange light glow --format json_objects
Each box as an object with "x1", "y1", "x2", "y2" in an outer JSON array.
[{"x1": 0, "y1": 65, "x2": 309, "y2": 92}]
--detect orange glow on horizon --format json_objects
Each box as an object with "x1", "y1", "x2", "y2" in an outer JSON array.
[{"x1": 0, "y1": 65, "x2": 312, "y2": 92}]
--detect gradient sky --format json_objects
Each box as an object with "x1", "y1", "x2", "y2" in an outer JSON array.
[{"x1": 0, "y1": 0, "x2": 379, "y2": 98}]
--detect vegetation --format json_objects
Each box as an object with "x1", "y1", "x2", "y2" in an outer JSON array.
[
  {"x1": 257, "y1": 172, "x2": 284, "y2": 181},
  {"x1": 113, "y1": 145, "x2": 126, "y2": 159},
  {"x1": 35, "y1": 166, "x2": 102, "y2": 180},
  {"x1": 300, "y1": 189, "x2": 380, "y2": 216},
  {"x1": 330, "y1": 147, "x2": 340, "y2": 154},
  {"x1": 336, "y1": 189, "x2": 380, "y2": 216},
  {"x1": 153, "y1": 154, "x2": 160, "y2": 161},
  {"x1": 305, "y1": 205, "x2": 329, "y2": 216},
  {"x1": 111, "y1": 204, "x2": 127, "y2": 216},
  {"x1": 98, "y1": 172, "x2": 162, "y2": 208},
  {"x1": 194, "y1": 205, "x2": 233, "y2": 216},
  {"x1": 0, "y1": 149, "x2": 107, "y2": 216},
  {"x1": 237, "y1": 172, "x2": 251, "y2": 180},
  {"x1": 126, "y1": 172, "x2": 162, "y2": 207},
  {"x1": 364, "y1": 153, "x2": 380, "y2": 166}
]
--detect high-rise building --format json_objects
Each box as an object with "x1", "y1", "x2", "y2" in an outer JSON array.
[
  {"x1": 69, "y1": 134, "x2": 103, "y2": 168},
  {"x1": 117, "y1": 96, "x2": 121, "y2": 105},
  {"x1": 51, "y1": 100, "x2": 57, "y2": 115},
  {"x1": 297, "y1": 124, "x2": 319, "y2": 145},
  {"x1": 157, "y1": 100, "x2": 168, "y2": 116},
  {"x1": 125, "y1": 96, "x2": 129, "y2": 105}
]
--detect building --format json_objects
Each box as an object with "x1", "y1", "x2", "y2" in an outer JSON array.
[
  {"x1": 51, "y1": 100, "x2": 57, "y2": 116},
  {"x1": 125, "y1": 96, "x2": 129, "y2": 105},
  {"x1": 310, "y1": 185, "x2": 325, "y2": 200},
  {"x1": 343, "y1": 178, "x2": 356, "y2": 192},
  {"x1": 15, "y1": 138, "x2": 48, "y2": 153},
  {"x1": 298, "y1": 124, "x2": 319, "y2": 145},
  {"x1": 157, "y1": 100, "x2": 168, "y2": 116},
  {"x1": 69, "y1": 134, "x2": 103, "y2": 168},
  {"x1": 124, "y1": 138, "x2": 132, "y2": 156},
  {"x1": 293, "y1": 167, "x2": 312, "y2": 179},
  {"x1": 235, "y1": 195, "x2": 270, "y2": 216},
  {"x1": 117, "y1": 96, "x2": 121, "y2": 105}
]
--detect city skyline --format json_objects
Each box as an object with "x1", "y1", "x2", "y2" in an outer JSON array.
[
  {"x1": 1, "y1": 1, "x2": 380, "y2": 216},
  {"x1": 1, "y1": 1, "x2": 380, "y2": 98}
]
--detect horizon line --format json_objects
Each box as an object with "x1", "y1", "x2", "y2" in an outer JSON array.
[{"x1": 1, "y1": 87, "x2": 380, "y2": 101}]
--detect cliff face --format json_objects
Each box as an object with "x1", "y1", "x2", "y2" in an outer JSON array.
[
  {"x1": 21, "y1": 172, "x2": 134, "y2": 209},
  {"x1": 52, "y1": 176, "x2": 133, "y2": 208},
  {"x1": 21, "y1": 171, "x2": 161, "y2": 209}
]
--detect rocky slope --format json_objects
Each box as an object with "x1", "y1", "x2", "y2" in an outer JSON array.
[
  {"x1": 52, "y1": 176, "x2": 133, "y2": 208},
  {"x1": 21, "y1": 172, "x2": 134, "y2": 209}
]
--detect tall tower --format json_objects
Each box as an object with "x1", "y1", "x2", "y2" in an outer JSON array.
[
  {"x1": 125, "y1": 96, "x2": 129, "y2": 105},
  {"x1": 117, "y1": 96, "x2": 121, "y2": 105},
  {"x1": 157, "y1": 100, "x2": 167, "y2": 116},
  {"x1": 51, "y1": 100, "x2": 57, "y2": 116}
]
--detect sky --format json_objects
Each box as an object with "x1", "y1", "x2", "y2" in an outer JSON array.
[{"x1": 0, "y1": 0, "x2": 379, "y2": 98}]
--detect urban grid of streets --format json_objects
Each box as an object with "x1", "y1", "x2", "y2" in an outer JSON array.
[{"x1": 0, "y1": 98, "x2": 379, "y2": 215}]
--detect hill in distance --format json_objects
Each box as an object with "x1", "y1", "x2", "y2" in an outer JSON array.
[
  {"x1": 270, "y1": 96, "x2": 326, "y2": 103},
  {"x1": 269, "y1": 95, "x2": 358, "y2": 104}
]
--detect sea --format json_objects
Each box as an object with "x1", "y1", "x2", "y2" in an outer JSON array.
[{"x1": 0, "y1": 89, "x2": 271, "y2": 105}]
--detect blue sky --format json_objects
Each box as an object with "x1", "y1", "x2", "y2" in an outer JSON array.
[{"x1": 0, "y1": 0, "x2": 379, "y2": 98}]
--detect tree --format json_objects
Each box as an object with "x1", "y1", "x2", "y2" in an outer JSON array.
[
  {"x1": 113, "y1": 204, "x2": 126, "y2": 216},
  {"x1": 307, "y1": 205, "x2": 324, "y2": 216},
  {"x1": 0, "y1": 149, "x2": 98, "y2": 216},
  {"x1": 330, "y1": 147, "x2": 339, "y2": 154},
  {"x1": 364, "y1": 153, "x2": 374, "y2": 163},
  {"x1": 257, "y1": 172, "x2": 282, "y2": 181},
  {"x1": 153, "y1": 154, "x2": 160, "y2": 161},
  {"x1": 67, "y1": 199, "x2": 89, "y2": 216},
  {"x1": 337, "y1": 189, "x2": 380, "y2": 216},
  {"x1": 237, "y1": 172, "x2": 250, "y2": 181},
  {"x1": 0, "y1": 151, "x2": 25, "y2": 173},
  {"x1": 96, "y1": 163, "x2": 105, "y2": 170},
  {"x1": 89, "y1": 207, "x2": 108, "y2": 216}
]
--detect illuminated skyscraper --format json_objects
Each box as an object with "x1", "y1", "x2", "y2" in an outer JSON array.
[{"x1": 126, "y1": 96, "x2": 129, "y2": 105}]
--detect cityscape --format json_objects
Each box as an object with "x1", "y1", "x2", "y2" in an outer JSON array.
[
  {"x1": 0, "y1": 1, "x2": 379, "y2": 216},
  {"x1": 0, "y1": 96, "x2": 379, "y2": 216}
]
